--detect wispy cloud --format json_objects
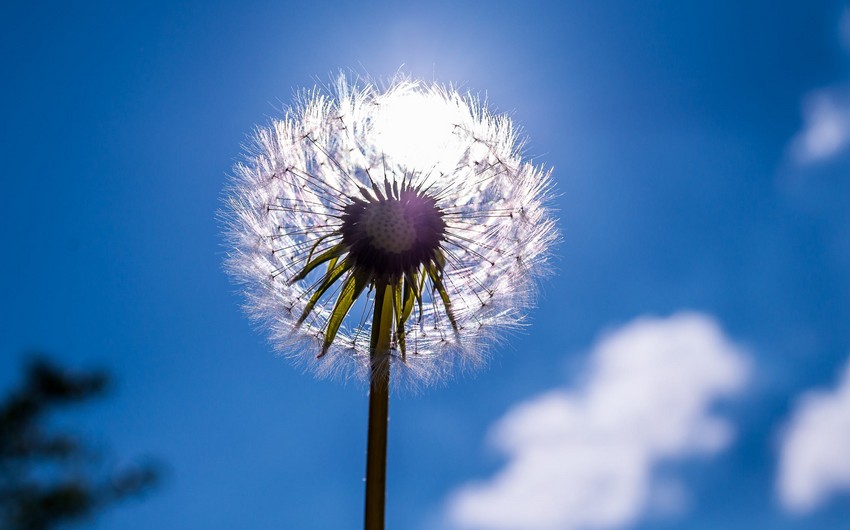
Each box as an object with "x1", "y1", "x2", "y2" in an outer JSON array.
[
  {"x1": 791, "y1": 89, "x2": 850, "y2": 165},
  {"x1": 788, "y1": 9, "x2": 850, "y2": 166},
  {"x1": 445, "y1": 313, "x2": 750, "y2": 530},
  {"x1": 778, "y1": 356, "x2": 850, "y2": 513}
]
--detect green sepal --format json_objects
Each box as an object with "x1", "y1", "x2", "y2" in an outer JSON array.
[
  {"x1": 318, "y1": 270, "x2": 371, "y2": 358},
  {"x1": 289, "y1": 242, "x2": 347, "y2": 285},
  {"x1": 392, "y1": 281, "x2": 406, "y2": 361},
  {"x1": 296, "y1": 258, "x2": 352, "y2": 327},
  {"x1": 307, "y1": 233, "x2": 334, "y2": 262},
  {"x1": 400, "y1": 273, "x2": 417, "y2": 323},
  {"x1": 426, "y1": 261, "x2": 459, "y2": 333},
  {"x1": 433, "y1": 248, "x2": 447, "y2": 270},
  {"x1": 404, "y1": 269, "x2": 426, "y2": 324},
  {"x1": 395, "y1": 270, "x2": 425, "y2": 360}
]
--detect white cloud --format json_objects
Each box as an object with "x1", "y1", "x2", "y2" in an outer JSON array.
[
  {"x1": 785, "y1": 10, "x2": 850, "y2": 167},
  {"x1": 778, "y1": 356, "x2": 850, "y2": 513},
  {"x1": 791, "y1": 90, "x2": 850, "y2": 164},
  {"x1": 445, "y1": 313, "x2": 750, "y2": 530}
]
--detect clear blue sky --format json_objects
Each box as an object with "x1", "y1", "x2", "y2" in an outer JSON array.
[{"x1": 2, "y1": 1, "x2": 850, "y2": 529}]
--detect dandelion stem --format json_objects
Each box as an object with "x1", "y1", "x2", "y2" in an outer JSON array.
[{"x1": 364, "y1": 280, "x2": 393, "y2": 530}]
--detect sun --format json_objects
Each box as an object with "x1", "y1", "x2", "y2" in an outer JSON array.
[{"x1": 372, "y1": 90, "x2": 467, "y2": 173}]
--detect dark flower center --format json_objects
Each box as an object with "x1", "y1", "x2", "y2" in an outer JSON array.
[{"x1": 341, "y1": 188, "x2": 446, "y2": 279}]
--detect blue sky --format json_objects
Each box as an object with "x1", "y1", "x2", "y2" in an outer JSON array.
[{"x1": 2, "y1": 0, "x2": 850, "y2": 529}]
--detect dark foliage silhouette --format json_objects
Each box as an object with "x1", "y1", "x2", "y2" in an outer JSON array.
[{"x1": 0, "y1": 356, "x2": 159, "y2": 530}]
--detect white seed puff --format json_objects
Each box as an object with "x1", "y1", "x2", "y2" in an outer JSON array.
[{"x1": 222, "y1": 75, "x2": 558, "y2": 387}]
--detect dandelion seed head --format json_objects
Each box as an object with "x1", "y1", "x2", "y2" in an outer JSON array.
[{"x1": 222, "y1": 74, "x2": 558, "y2": 387}]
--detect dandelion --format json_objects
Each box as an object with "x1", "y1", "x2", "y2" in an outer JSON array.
[{"x1": 222, "y1": 74, "x2": 557, "y2": 529}]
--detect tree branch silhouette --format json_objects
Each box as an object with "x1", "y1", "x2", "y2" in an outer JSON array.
[{"x1": 0, "y1": 356, "x2": 160, "y2": 530}]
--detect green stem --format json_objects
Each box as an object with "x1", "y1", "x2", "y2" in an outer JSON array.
[{"x1": 364, "y1": 281, "x2": 393, "y2": 530}]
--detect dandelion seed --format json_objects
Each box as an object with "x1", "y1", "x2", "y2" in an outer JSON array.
[{"x1": 221, "y1": 74, "x2": 558, "y2": 528}]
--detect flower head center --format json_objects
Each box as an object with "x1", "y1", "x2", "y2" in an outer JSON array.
[
  {"x1": 362, "y1": 201, "x2": 417, "y2": 253},
  {"x1": 341, "y1": 187, "x2": 446, "y2": 278}
]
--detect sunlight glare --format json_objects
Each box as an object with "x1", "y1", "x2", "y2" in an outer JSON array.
[{"x1": 373, "y1": 91, "x2": 466, "y2": 172}]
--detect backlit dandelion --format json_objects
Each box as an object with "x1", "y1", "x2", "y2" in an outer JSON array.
[{"x1": 222, "y1": 74, "x2": 557, "y2": 529}]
